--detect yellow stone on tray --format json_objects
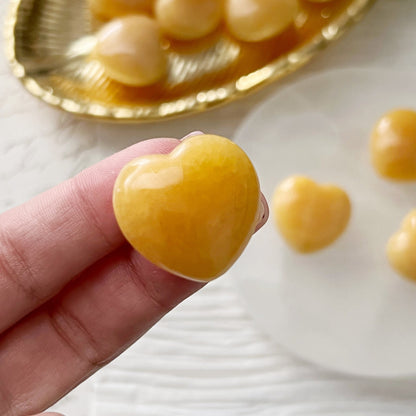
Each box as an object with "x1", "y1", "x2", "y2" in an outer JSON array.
[
  {"x1": 89, "y1": 0, "x2": 153, "y2": 19},
  {"x1": 155, "y1": 0, "x2": 223, "y2": 40},
  {"x1": 387, "y1": 210, "x2": 416, "y2": 281},
  {"x1": 113, "y1": 134, "x2": 261, "y2": 281},
  {"x1": 272, "y1": 176, "x2": 351, "y2": 253},
  {"x1": 95, "y1": 15, "x2": 167, "y2": 87},
  {"x1": 370, "y1": 109, "x2": 416, "y2": 180},
  {"x1": 225, "y1": 0, "x2": 299, "y2": 42}
]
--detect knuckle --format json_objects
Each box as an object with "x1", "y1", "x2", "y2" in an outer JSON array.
[
  {"x1": 125, "y1": 254, "x2": 171, "y2": 314},
  {"x1": 70, "y1": 176, "x2": 114, "y2": 251},
  {"x1": 46, "y1": 300, "x2": 103, "y2": 368},
  {"x1": 0, "y1": 226, "x2": 45, "y2": 305}
]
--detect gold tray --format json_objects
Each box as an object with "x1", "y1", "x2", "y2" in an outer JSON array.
[{"x1": 5, "y1": 0, "x2": 375, "y2": 122}]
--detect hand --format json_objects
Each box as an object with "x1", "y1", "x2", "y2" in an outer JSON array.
[{"x1": 0, "y1": 137, "x2": 268, "y2": 416}]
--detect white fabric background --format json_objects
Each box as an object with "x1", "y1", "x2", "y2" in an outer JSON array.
[{"x1": 1, "y1": 1, "x2": 416, "y2": 415}]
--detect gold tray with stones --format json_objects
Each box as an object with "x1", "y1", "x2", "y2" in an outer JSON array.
[{"x1": 5, "y1": 0, "x2": 375, "y2": 122}]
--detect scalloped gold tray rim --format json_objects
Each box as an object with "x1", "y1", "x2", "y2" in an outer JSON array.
[{"x1": 4, "y1": 0, "x2": 376, "y2": 123}]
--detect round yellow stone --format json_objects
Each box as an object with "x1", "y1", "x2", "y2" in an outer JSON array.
[
  {"x1": 94, "y1": 15, "x2": 167, "y2": 87},
  {"x1": 155, "y1": 0, "x2": 223, "y2": 40},
  {"x1": 89, "y1": 0, "x2": 153, "y2": 20},
  {"x1": 113, "y1": 134, "x2": 261, "y2": 281},
  {"x1": 272, "y1": 176, "x2": 351, "y2": 253},
  {"x1": 370, "y1": 109, "x2": 416, "y2": 181},
  {"x1": 387, "y1": 210, "x2": 416, "y2": 281},
  {"x1": 225, "y1": 0, "x2": 299, "y2": 42}
]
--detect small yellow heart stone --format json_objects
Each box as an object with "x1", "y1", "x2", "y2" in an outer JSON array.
[
  {"x1": 387, "y1": 210, "x2": 416, "y2": 281},
  {"x1": 94, "y1": 15, "x2": 167, "y2": 87},
  {"x1": 113, "y1": 134, "x2": 261, "y2": 281},
  {"x1": 272, "y1": 176, "x2": 351, "y2": 253},
  {"x1": 370, "y1": 109, "x2": 416, "y2": 180},
  {"x1": 155, "y1": 0, "x2": 223, "y2": 41}
]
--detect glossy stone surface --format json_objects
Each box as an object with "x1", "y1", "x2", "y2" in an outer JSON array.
[
  {"x1": 155, "y1": 0, "x2": 223, "y2": 40},
  {"x1": 370, "y1": 109, "x2": 416, "y2": 180},
  {"x1": 94, "y1": 15, "x2": 167, "y2": 87},
  {"x1": 225, "y1": 0, "x2": 299, "y2": 42},
  {"x1": 272, "y1": 176, "x2": 351, "y2": 253},
  {"x1": 89, "y1": 0, "x2": 153, "y2": 20},
  {"x1": 387, "y1": 210, "x2": 416, "y2": 281},
  {"x1": 113, "y1": 135, "x2": 261, "y2": 281}
]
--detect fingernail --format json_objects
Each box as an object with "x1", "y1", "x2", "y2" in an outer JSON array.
[
  {"x1": 181, "y1": 131, "x2": 204, "y2": 141},
  {"x1": 255, "y1": 194, "x2": 269, "y2": 233}
]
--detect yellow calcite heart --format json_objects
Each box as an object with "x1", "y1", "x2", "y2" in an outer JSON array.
[
  {"x1": 272, "y1": 176, "x2": 351, "y2": 253},
  {"x1": 155, "y1": 0, "x2": 223, "y2": 41},
  {"x1": 387, "y1": 210, "x2": 416, "y2": 281},
  {"x1": 113, "y1": 134, "x2": 261, "y2": 281},
  {"x1": 370, "y1": 109, "x2": 416, "y2": 180},
  {"x1": 225, "y1": 0, "x2": 299, "y2": 43},
  {"x1": 95, "y1": 15, "x2": 167, "y2": 87}
]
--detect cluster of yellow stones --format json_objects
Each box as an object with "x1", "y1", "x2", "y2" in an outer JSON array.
[{"x1": 90, "y1": 0, "x2": 315, "y2": 87}]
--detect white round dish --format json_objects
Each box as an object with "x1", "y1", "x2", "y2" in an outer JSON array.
[{"x1": 232, "y1": 68, "x2": 416, "y2": 378}]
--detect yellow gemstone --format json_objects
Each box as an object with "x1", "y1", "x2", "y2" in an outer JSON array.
[
  {"x1": 225, "y1": 0, "x2": 299, "y2": 42},
  {"x1": 272, "y1": 176, "x2": 351, "y2": 253},
  {"x1": 370, "y1": 109, "x2": 416, "y2": 181},
  {"x1": 113, "y1": 134, "x2": 261, "y2": 281},
  {"x1": 89, "y1": 0, "x2": 153, "y2": 19},
  {"x1": 387, "y1": 210, "x2": 416, "y2": 281},
  {"x1": 94, "y1": 15, "x2": 167, "y2": 87},
  {"x1": 155, "y1": 0, "x2": 223, "y2": 40}
]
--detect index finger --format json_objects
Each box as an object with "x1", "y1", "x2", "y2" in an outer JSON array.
[{"x1": 0, "y1": 138, "x2": 180, "y2": 334}]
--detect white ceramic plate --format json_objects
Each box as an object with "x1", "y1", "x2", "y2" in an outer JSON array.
[{"x1": 231, "y1": 68, "x2": 416, "y2": 378}]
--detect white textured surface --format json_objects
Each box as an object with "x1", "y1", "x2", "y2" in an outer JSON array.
[{"x1": 2, "y1": 1, "x2": 416, "y2": 415}]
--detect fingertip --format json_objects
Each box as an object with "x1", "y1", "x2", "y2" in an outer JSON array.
[
  {"x1": 131, "y1": 137, "x2": 181, "y2": 155},
  {"x1": 109, "y1": 138, "x2": 180, "y2": 172}
]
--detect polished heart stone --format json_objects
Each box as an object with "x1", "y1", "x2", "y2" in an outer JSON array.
[
  {"x1": 272, "y1": 176, "x2": 351, "y2": 253},
  {"x1": 371, "y1": 109, "x2": 416, "y2": 180},
  {"x1": 225, "y1": 0, "x2": 299, "y2": 42},
  {"x1": 387, "y1": 210, "x2": 416, "y2": 281},
  {"x1": 113, "y1": 134, "x2": 261, "y2": 281},
  {"x1": 95, "y1": 15, "x2": 167, "y2": 87},
  {"x1": 155, "y1": 0, "x2": 223, "y2": 41}
]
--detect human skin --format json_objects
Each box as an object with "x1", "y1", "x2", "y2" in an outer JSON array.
[{"x1": 0, "y1": 135, "x2": 268, "y2": 416}]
